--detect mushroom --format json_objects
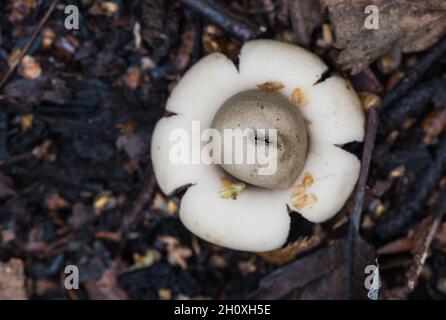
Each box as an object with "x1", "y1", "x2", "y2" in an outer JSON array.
[
  {"x1": 211, "y1": 89, "x2": 308, "y2": 189},
  {"x1": 151, "y1": 40, "x2": 364, "y2": 252}
]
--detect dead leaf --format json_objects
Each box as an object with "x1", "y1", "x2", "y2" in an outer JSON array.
[
  {"x1": 0, "y1": 259, "x2": 27, "y2": 300},
  {"x1": 259, "y1": 234, "x2": 323, "y2": 265},
  {"x1": 250, "y1": 237, "x2": 376, "y2": 299},
  {"x1": 84, "y1": 260, "x2": 129, "y2": 300},
  {"x1": 321, "y1": 0, "x2": 446, "y2": 74}
]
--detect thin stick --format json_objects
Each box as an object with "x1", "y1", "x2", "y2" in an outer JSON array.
[
  {"x1": 122, "y1": 175, "x2": 156, "y2": 231},
  {"x1": 352, "y1": 107, "x2": 379, "y2": 234},
  {"x1": 180, "y1": 0, "x2": 265, "y2": 41},
  {"x1": 345, "y1": 34, "x2": 446, "y2": 299},
  {"x1": 0, "y1": 0, "x2": 58, "y2": 90},
  {"x1": 346, "y1": 105, "x2": 379, "y2": 299},
  {"x1": 406, "y1": 190, "x2": 446, "y2": 291},
  {"x1": 380, "y1": 34, "x2": 446, "y2": 112},
  {"x1": 375, "y1": 135, "x2": 446, "y2": 240}
]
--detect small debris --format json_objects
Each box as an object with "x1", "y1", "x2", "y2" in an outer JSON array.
[
  {"x1": 359, "y1": 92, "x2": 382, "y2": 110},
  {"x1": 158, "y1": 236, "x2": 192, "y2": 270},
  {"x1": 20, "y1": 114, "x2": 34, "y2": 133},
  {"x1": 18, "y1": 56, "x2": 41, "y2": 79},
  {"x1": 292, "y1": 193, "x2": 318, "y2": 210},
  {"x1": 0, "y1": 259, "x2": 27, "y2": 300},
  {"x1": 257, "y1": 81, "x2": 284, "y2": 91},
  {"x1": 290, "y1": 88, "x2": 307, "y2": 106},
  {"x1": 131, "y1": 249, "x2": 161, "y2": 270},
  {"x1": 158, "y1": 288, "x2": 172, "y2": 300},
  {"x1": 219, "y1": 175, "x2": 246, "y2": 200},
  {"x1": 93, "y1": 192, "x2": 117, "y2": 214}
]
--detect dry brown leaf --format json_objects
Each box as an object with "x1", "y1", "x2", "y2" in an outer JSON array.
[
  {"x1": 259, "y1": 234, "x2": 323, "y2": 265},
  {"x1": 321, "y1": 0, "x2": 446, "y2": 74},
  {"x1": 84, "y1": 260, "x2": 129, "y2": 300},
  {"x1": 250, "y1": 237, "x2": 376, "y2": 299}
]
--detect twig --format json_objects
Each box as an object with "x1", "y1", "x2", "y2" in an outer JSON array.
[
  {"x1": 151, "y1": 19, "x2": 196, "y2": 80},
  {"x1": 0, "y1": 0, "x2": 58, "y2": 90},
  {"x1": 180, "y1": 0, "x2": 265, "y2": 41},
  {"x1": 375, "y1": 134, "x2": 446, "y2": 240},
  {"x1": 0, "y1": 182, "x2": 39, "y2": 213},
  {"x1": 175, "y1": 21, "x2": 196, "y2": 71},
  {"x1": 378, "y1": 74, "x2": 446, "y2": 139},
  {"x1": 345, "y1": 35, "x2": 446, "y2": 298},
  {"x1": 122, "y1": 175, "x2": 157, "y2": 230},
  {"x1": 346, "y1": 105, "x2": 379, "y2": 299},
  {"x1": 352, "y1": 108, "x2": 379, "y2": 234},
  {"x1": 406, "y1": 189, "x2": 446, "y2": 292},
  {"x1": 0, "y1": 108, "x2": 6, "y2": 161},
  {"x1": 380, "y1": 34, "x2": 446, "y2": 112}
]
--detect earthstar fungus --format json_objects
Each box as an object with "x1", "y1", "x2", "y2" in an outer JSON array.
[{"x1": 151, "y1": 40, "x2": 365, "y2": 252}]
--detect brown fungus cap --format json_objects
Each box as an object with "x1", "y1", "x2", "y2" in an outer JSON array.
[{"x1": 211, "y1": 90, "x2": 308, "y2": 189}]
